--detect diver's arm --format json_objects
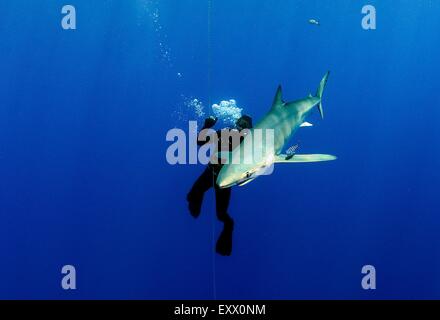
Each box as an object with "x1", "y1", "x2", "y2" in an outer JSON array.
[{"x1": 197, "y1": 116, "x2": 218, "y2": 146}]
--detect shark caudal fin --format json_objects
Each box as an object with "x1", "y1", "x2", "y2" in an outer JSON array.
[{"x1": 315, "y1": 71, "x2": 330, "y2": 119}]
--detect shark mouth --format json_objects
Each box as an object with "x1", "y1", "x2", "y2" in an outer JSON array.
[
  {"x1": 237, "y1": 177, "x2": 257, "y2": 187},
  {"x1": 236, "y1": 166, "x2": 269, "y2": 187},
  {"x1": 218, "y1": 171, "x2": 256, "y2": 189}
]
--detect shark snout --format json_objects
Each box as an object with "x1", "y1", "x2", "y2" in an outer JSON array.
[
  {"x1": 216, "y1": 166, "x2": 240, "y2": 189},
  {"x1": 216, "y1": 173, "x2": 234, "y2": 189}
]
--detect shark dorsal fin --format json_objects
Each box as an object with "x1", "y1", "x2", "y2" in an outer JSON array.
[{"x1": 272, "y1": 85, "x2": 285, "y2": 109}]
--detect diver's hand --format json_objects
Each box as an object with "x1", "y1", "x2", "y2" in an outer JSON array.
[{"x1": 203, "y1": 116, "x2": 218, "y2": 129}]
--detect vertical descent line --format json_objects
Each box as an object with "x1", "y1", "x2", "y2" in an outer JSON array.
[
  {"x1": 208, "y1": 0, "x2": 212, "y2": 108},
  {"x1": 208, "y1": 0, "x2": 217, "y2": 301}
]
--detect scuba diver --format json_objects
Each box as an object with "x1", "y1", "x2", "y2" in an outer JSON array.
[{"x1": 186, "y1": 115, "x2": 253, "y2": 256}]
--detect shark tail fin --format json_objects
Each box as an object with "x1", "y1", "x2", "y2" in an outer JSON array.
[{"x1": 316, "y1": 71, "x2": 330, "y2": 119}]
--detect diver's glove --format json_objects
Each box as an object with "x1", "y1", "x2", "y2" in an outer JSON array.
[{"x1": 203, "y1": 116, "x2": 218, "y2": 129}]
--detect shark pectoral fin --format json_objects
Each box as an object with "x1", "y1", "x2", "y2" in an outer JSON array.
[{"x1": 275, "y1": 154, "x2": 337, "y2": 163}]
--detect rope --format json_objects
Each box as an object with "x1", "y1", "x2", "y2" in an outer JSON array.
[
  {"x1": 211, "y1": 170, "x2": 217, "y2": 300},
  {"x1": 208, "y1": 0, "x2": 217, "y2": 301}
]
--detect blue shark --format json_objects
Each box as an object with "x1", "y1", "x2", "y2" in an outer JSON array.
[{"x1": 216, "y1": 72, "x2": 336, "y2": 188}]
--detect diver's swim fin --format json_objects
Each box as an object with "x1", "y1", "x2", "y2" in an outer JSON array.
[
  {"x1": 216, "y1": 220, "x2": 234, "y2": 256},
  {"x1": 275, "y1": 154, "x2": 337, "y2": 163}
]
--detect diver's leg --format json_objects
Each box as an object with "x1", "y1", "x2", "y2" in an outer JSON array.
[
  {"x1": 187, "y1": 167, "x2": 213, "y2": 218},
  {"x1": 215, "y1": 186, "x2": 234, "y2": 256}
]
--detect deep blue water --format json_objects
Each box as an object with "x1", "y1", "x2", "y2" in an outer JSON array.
[{"x1": 0, "y1": 0, "x2": 439, "y2": 299}]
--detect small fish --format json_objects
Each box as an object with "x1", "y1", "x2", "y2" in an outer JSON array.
[
  {"x1": 309, "y1": 19, "x2": 320, "y2": 26},
  {"x1": 285, "y1": 144, "x2": 299, "y2": 160}
]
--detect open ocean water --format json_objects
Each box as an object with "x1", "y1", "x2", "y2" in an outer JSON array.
[{"x1": 0, "y1": 0, "x2": 439, "y2": 299}]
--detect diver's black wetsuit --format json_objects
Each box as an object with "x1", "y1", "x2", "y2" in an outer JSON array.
[
  {"x1": 187, "y1": 165, "x2": 232, "y2": 223},
  {"x1": 187, "y1": 118, "x2": 249, "y2": 256}
]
